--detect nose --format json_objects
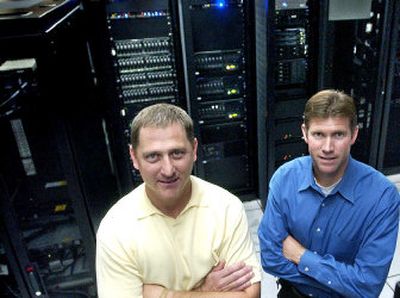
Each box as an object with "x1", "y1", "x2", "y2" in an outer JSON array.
[
  {"x1": 321, "y1": 137, "x2": 334, "y2": 152},
  {"x1": 160, "y1": 156, "x2": 175, "y2": 177}
]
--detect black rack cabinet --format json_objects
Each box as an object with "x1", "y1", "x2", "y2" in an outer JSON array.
[
  {"x1": 0, "y1": 1, "x2": 99, "y2": 296},
  {"x1": 102, "y1": 0, "x2": 185, "y2": 195},
  {"x1": 176, "y1": 0, "x2": 258, "y2": 199},
  {"x1": 257, "y1": 0, "x2": 317, "y2": 188},
  {"x1": 318, "y1": 0, "x2": 395, "y2": 166}
]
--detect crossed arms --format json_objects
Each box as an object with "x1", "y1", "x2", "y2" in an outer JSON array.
[
  {"x1": 96, "y1": 199, "x2": 261, "y2": 298},
  {"x1": 143, "y1": 260, "x2": 260, "y2": 298},
  {"x1": 96, "y1": 237, "x2": 260, "y2": 298},
  {"x1": 258, "y1": 188, "x2": 400, "y2": 297}
]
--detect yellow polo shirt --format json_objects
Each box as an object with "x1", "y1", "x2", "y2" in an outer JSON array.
[{"x1": 96, "y1": 176, "x2": 261, "y2": 298}]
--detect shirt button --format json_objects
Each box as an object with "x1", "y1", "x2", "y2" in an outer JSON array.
[
  {"x1": 313, "y1": 251, "x2": 317, "y2": 254},
  {"x1": 328, "y1": 281, "x2": 332, "y2": 285},
  {"x1": 305, "y1": 267, "x2": 309, "y2": 272},
  {"x1": 308, "y1": 294, "x2": 313, "y2": 297},
  {"x1": 316, "y1": 227, "x2": 321, "y2": 232},
  {"x1": 322, "y1": 203, "x2": 325, "y2": 207}
]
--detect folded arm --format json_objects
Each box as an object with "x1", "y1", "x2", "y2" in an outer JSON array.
[
  {"x1": 276, "y1": 188, "x2": 400, "y2": 297},
  {"x1": 257, "y1": 191, "x2": 323, "y2": 289},
  {"x1": 292, "y1": 189, "x2": 400, "y2": 297},
  {"x1": 144, "y1": 284, "x2": 260, "y2": 298},
  {"x1": 144, "y1": 260, "x2": 260, "y2": 298}
]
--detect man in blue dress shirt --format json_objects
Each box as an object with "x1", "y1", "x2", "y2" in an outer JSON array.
[{"x1": 258, "y1": 89, "x2": 400, "y2": 297}]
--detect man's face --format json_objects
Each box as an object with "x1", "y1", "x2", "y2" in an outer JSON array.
[
  {"x1": 130, "y1": 123, "x2": 197, "y2": 209},
  {"x1": 301, "y1": 116, "x2": 358, "y2": 186}
]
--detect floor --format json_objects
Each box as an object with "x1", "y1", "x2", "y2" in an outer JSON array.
[{"x1": 244, "y1": 173, "x2": 400, "y2": 298}]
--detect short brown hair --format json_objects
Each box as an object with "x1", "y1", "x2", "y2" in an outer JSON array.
[
  {"x1": 303, "y1": 89, "x2": 358, "y2": 131},
  {"x1": 130, "y1": 103, "x2": 194, "y2": 149}
]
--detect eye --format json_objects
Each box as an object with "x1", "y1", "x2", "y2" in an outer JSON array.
[
  {"x1": 171, "y1": 150, "x2": 185, "y2": 159},
  {"x1": 145, "y1": 153, "x2": 160, "y2": 163},
  {"x1": 312, "y1": 132, "x2": 323, "y2": 139},
  {"x1": 334, "y1": 132, "x2": 345, "y2": 139}
]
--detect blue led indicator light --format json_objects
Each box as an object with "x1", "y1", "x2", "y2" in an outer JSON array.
[{"x1": 216, "y1": 0, "x2": 226, "y2": 8}]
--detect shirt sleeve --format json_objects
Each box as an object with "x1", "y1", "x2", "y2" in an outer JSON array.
[
  {"x1": 298, "y1": 186, "x2": 400, "y2": 298},
  {"x1": 219, "y1": 199, "x2": 262, "y2": 284},
  {"x1": 96, "y1": 230, "x2": 143, "y2": 298},
  {"x1": 257, "y1": 188, "x2": 323, "y2": 289}
]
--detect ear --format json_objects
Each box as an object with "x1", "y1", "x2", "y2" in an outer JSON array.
[
  {"x1": 193, "y1": 138, "x2": 198, "y2": 162},
  {"x1": 350, "y1": 125, "x2": 359, "y2": 145},
  {"x1": 301, "y1": 123, "x2": 308, "y2": 144},
  {"x1": 129, "y1": 145, "x2": 140, "y2": 170}
]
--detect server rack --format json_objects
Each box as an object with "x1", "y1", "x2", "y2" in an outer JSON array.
[
  {"x1": 0, "y1": 115, "x2": 96, "y2": 298},
  {"x1": 103, "y1": 0, "x2": 185, "y2": 196},
  {"x1": 318, "y1": 0, "x2": 394, "y2": 166},
  {"x1": 179, "y1": 0, "x2": 258, "y2": 199},
  {"x1": 378, "y1": 0, "x2": 400, "y2": 175},
  {"x1": 0, "y1": 1, "x2": 98, "y2": 296},
  {"x1": 99, "y1": 0, "x2": 258, "y2": 200},
  {"x1": 258, "y1": 0, "x2": 317, "y2": 186}
]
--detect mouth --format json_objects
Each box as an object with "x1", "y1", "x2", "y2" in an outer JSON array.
[
  {"x1": 319, "y1": 156, "x2": 336, "y2": 163},
  {"x1": 159, "y1": 177, "x2": 179, "y2": 185}
]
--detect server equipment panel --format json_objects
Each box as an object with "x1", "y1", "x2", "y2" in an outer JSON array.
[
  {"x1": 348, "y1": 4, "x2": 385, "y2": 164},
  {"x1": 101, "y1": 0, "x2": 257, "y2": 198},
  {"x1": 380, "y1": 4, "x2": 400, "y2": 174},
  {"x1": 319, "y1": 0, "x2": 395, "y2": 166},
  {"x1": 0, "y1": 2, "x2": 98, "y2": 296},
  {"x1": 266, "y1": 0, "x2": 312, "y2": 179},
  {"x1": 105, "y1": 0, "x2": 183, "y2": 192},
  {"x1": 184, "y1": 0, "x2": 257, "y2": 198},
  {"x1": 0, "y1": 61, "x2": 95, "y2": 297}
]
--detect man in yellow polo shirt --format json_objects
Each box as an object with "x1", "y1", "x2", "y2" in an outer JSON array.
[{"x1": 96, "y1": 103, "x2": 261, "y2": 298}]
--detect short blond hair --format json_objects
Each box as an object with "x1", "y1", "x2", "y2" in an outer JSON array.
[{"x1": 130, "y1": 103, "x2": 194, "y2": 149}]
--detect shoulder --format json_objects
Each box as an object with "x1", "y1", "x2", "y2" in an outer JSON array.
[
  {"x1": 97, "y1": 185, "x2": 144, "y2": 240},
  {"x1": 349, "y1": 159, "x2": 400, "y2": 205},
  {"x1": 270, "y1": 156, "x2": 311, "y2": 185},
  {"x1": 351, "y1": 159, "x2": 394, "y2": 190},
  {"x1": 191, "y1": 176, "x2": 244, "y2": 211}
]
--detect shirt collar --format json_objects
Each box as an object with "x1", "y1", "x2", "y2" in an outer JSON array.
[
  {"x1": 299, "y1": 156, "x2": 314, "y2": 192},
  {"x1": 335, "y1": 156, "x2": 356, "y2": 204},
  {"x1": 137, "y1": 176, "x2": 209, "y2": 219},
  {"x1": 298, "y1": 156, "x2": 355, "y2": 204}
]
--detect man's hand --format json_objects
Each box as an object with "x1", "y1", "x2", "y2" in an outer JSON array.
[
  {"x1": 195, "y1": 260, "x2": 254, "y2": 292},
  {"x1": 282, "y1": 235, "x2": 306, "y2": 265}
]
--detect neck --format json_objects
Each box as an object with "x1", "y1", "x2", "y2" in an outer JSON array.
[
  {"x1": 160, "y1": 202, "x2": 188, "y2": 218},
  {"x1": 147, "y1": 182, "x2": 192, "y2": 219},
  {"x1": 314, "y1": 175, "x2": 342, "y2": 187}
]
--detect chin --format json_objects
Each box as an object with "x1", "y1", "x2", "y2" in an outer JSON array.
[{"x1": 316, "y1": 164, "x2": 339, "y2": 175}]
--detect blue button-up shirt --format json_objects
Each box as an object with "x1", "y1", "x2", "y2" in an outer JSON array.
[{"x1": 258, "y1": 156, "x2": 400, "y2": 297}]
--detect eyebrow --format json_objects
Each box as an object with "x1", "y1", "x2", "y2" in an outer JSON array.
[
  {"x1": 310, "y1": 129, "x2": 347, "y2": 134},
  {"x1": 142, "y1": 147, "x2": 187, "y2": 156},
  {"x1": 142, "y1": 151, "x2": 159, "y2": 157}
]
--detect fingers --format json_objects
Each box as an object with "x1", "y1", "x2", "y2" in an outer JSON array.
[
  {"x1": 219, "y1": 261, "x2": 246, "y2": 278},
  {"x1": 224, "y1": 270, "x2": 254, "y2": 291},
  {"x1": 200, "y1": 261, "x2": 255, "y2": 292},
  {"x1": 211, "y1": 260, "x2": 226, "y2": 272},
  {"x1": 218, "y1": 262, "x2": 254, "y2": 291}
]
